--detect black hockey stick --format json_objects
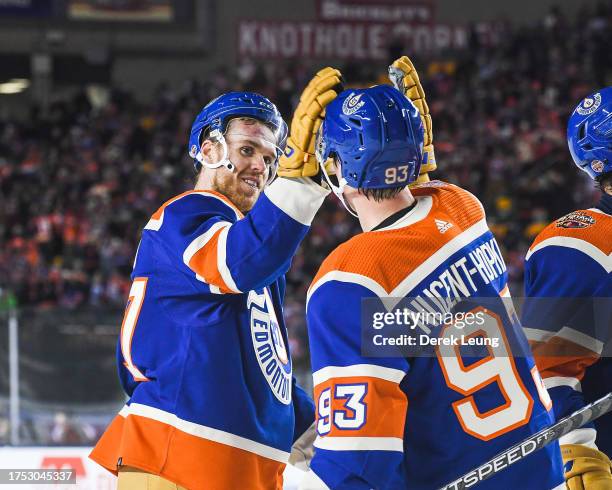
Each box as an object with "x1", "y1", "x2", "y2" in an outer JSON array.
[{"x1": 439, "y1": 392, "x2": 612, "y2": 490}]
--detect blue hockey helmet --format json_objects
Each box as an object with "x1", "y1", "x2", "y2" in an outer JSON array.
[
  {"x1": 567, "y1": 87, "x2": 612, "y2": 180},
  {"x1": 188, "y1": 92, "x2": 288, "y2": 182},
  {"x1": 316, "y1": 85, "x2": 423, "y2": 194}
]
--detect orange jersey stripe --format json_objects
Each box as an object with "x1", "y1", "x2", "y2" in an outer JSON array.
[
  {"x1": 90, "y1": 413, "x2": 284, "y2": 490},
  {"x1": 150, "y1": 191, "x2": 192, "y2": 222},
  {"x1": 314, "y1": 376, "x2": 407, "y2": 439},
  {"x1": 187, "y1": 225, "x2": 236, "y2": 293},
  {"x1": 150, "y1": 190, "x2": 243, "y2": 222},
  {"x1": 529, "y1": 337, "x2": 600, "y2": 381}
]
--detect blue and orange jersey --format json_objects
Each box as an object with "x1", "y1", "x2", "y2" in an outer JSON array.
[
  {"x1": 303, "y1": 181, "x2": 564, "y2": 490},
  {"x1": 90, "y1": 177, "x2": 328, "y2": 490},
  {"x1": 522, "y1": 204, "x2": 611, "y2": 452}
]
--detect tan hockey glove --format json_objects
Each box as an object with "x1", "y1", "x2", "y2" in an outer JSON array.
[
  {"x1": 278, "y1": 67, "x2": 343, "y2": 178},
  {"x1": 388, "y1": 56, "x2": 436, "y2": 183},
  {"x1": 289, "y1": 422, "x2": 316, "y2": 471},
  {"x1": 562, "y1": 444, "x2": 612, "y2": 490}
]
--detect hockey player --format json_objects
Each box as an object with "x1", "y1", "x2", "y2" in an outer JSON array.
[
  {"x1": 522, "y1": 87, "x2": 612, "y2": 489},
  {"x1": 300, "y1": 85, "x2": 565, "y2": 489},
  {"x1": 90, "y1": 68, "x2": 343, "y2": 490}
]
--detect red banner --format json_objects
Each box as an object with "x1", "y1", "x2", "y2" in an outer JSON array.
[{"x1": 238, "y1": 20, "x2": 468, "y2": 60}]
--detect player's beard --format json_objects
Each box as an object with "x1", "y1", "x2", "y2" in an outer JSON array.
[{"x1": 211, "y1": 170, "x2": 261, "y2": 213}]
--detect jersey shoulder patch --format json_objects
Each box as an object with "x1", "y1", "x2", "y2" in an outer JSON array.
[{"x1": 529, "y1": 209, "x2": 611, "y2": 256}]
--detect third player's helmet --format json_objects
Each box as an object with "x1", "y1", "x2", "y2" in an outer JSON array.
[
  {"x1": 316, "y1": 85, "x2": 423, "y2": 214},
  {"x1": 188, "y1": 92, "x2": 288, "y2": 184},
  {"x1": 567, "y1": 87, "x2": 612, "y2": 180}
]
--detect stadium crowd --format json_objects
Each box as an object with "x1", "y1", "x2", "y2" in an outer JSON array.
[{"x1": 0, "y1": 2, "x2": 610, "y2": 402}]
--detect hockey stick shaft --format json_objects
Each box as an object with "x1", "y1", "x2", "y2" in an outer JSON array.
[{"x1": 439, "y1": 392, "x2": 612, "y2": 490}]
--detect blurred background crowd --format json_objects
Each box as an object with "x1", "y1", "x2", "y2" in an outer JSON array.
[{"x1": 0, "y1": 1, "x2": 611, "y2": 446}]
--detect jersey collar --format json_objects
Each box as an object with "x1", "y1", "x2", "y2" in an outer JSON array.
[{"x1": 371, "y1": 196, "x2": 432, "y2": 232}]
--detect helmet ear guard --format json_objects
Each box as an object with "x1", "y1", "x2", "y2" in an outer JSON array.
[{"x1": 195, "y1": 129, "x2": 235, "y2": 173}]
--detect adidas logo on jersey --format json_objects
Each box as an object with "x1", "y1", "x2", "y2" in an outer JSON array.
[{"x1": 435, "y1": 219, "x2": 453, "y2": 234}]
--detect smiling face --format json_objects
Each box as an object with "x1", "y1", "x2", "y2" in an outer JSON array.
[{"x1": 197, "y1": 118, "x2": 278, "y2": 212}]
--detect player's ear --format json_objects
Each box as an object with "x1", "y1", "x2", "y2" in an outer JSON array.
[{"x1": 200, "y1": 138, "x2": 216, "y2": 163}]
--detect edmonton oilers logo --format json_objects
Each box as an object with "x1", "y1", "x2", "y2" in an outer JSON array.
[
  {"x1": 577, "y1": 93, "x2": 602, "y2": 115},
  {"x1": 342, "y1": 92, "x2": 365, "y2": 115},
  {"x1": 591, "y1": 160, "x2": 604, "y2": 173},
  {"x1": 248, "y1": 288, "x2": 291, "y2": 404}
]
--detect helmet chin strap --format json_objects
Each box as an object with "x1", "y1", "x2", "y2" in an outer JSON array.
[
  {"x1": 196, "y1": 129, "x2": 236, "y2": 173},
  {"x1": 321, "y1": 167, "x2": 359, "y2": 218}
]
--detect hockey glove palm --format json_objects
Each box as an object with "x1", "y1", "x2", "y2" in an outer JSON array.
[
  {"x1": 562, "y1": 444, "x2": 612, "y2": 490},
  {"x1": 389, "y1": 56, "x2": 436, "y2": 183},
  {"x1": 278, "y1": 67, "x2": 343, "y2": 178}
]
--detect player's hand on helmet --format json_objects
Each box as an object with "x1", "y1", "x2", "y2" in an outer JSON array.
[
  {"x1": 562, "y1": 444, "x2": 612, "y2": 490},
  {"x1": 388, "y1": 56, "x2": 436, "y2": 183},
  {"x1": 278, "y1": 67, "x2": 344, "y2": 179}
]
